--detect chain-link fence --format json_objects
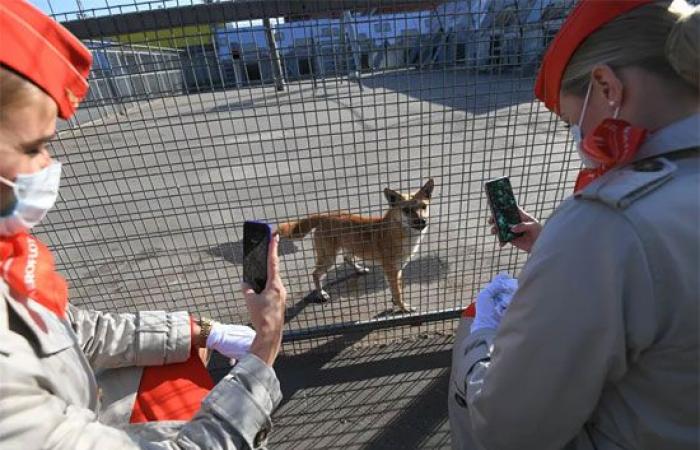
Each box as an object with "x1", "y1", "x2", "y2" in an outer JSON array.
[{"x1": 38, "y1": 0, "x2": 577, "y2": 354}]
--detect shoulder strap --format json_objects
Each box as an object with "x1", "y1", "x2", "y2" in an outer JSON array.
[
  {"x1": 663, "y1": 146, "x2": 699, "y2": 161},
  {"x1": 576, "y1": 157, "x2": 677, "y2": 210}
]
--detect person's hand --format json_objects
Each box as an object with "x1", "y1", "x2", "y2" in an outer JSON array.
[
  {"x1": 489, "y1": 207, "x2": 542, "y2": 253},
  {"x1": 241, "y1": 233, "x2": 287, "y2": 367},
  {"x1": 470, "y1": 273, "x2": 518, "y2": 333},
  {"x1": 206, "y1": 322, "x2": 256, "y2": 360}
]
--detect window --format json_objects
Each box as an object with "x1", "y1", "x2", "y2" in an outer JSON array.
[{"x1": 373, "y1": 22, "x2": 392, "y2": 33}]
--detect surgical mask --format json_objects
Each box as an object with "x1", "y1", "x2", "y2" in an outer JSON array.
[
  {"x1": 0, "y1": 161, "x2": 62, "y2": 236},
  {"x1": 571, "y1": 80, "x2": 620, "y2": 168}
]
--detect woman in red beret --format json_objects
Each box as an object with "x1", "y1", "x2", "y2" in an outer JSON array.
[
  {"x1": 450, "y1": 1, "x2": 699, "y2": 449},
  {"x1": 0, "y1": 1, "x2": 287, "y2": 448}
]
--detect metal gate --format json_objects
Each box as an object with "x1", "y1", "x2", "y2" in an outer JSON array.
[{"x1": 38, "y1": 0, "x2": 577, "y2": 353}]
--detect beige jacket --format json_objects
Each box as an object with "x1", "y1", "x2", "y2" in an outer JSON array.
[
  {"x1": 450, "y1": 114, "x2": 700, "y2": 450},
  {"x1": 0, "y1": 280, "x2": 282, "y2": 450}
]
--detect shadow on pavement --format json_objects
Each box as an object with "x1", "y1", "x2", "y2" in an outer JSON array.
[
  {"x1": 359, "y1": 69, "x2": 534, "y2": 115},
  {"x1": 207, "y1": 238, "x2": 299, "y2": 266},
  {"x1": 210, "y1": 335, "x2": 453, "y2": 449}
]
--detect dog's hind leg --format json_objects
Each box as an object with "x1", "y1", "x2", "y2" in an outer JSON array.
[
  {"x1": 307, "y1": 236, "x2": 336, "y2": 303},
  {"x1": 310, "y1": 262, "x2": 333, "y2": 303}
]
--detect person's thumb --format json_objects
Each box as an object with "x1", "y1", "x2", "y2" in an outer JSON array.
[{"x1": 266, "y1": 234, "x2": 280, "y2": 286}]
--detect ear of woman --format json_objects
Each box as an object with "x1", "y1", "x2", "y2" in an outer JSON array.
[{"x1": 590, "y1": 64, "x2": 624, "y2": 115}]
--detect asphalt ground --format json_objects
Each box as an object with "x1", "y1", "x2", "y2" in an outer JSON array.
[{"x1": 209, "y1": 334, "x2": 457, "y2": 449}]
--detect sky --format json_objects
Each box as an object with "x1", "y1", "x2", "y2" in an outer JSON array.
[
  {"x1": 30, "y1": 0, "x2": 281, "y2": 27},
  {"x1": 29, "y1": 0, "x2": 200, "y2": 19}
]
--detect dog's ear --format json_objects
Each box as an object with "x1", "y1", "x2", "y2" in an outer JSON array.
[
  {"x1": 415, "y1": 178, "x2": 434, "y2": 200},
  {"x1": 384, "y1": 188, "x2": 402, "y2": 206}
]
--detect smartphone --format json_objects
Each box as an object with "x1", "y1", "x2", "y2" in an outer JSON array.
[
  {"x1": 243, "y1": 221, "x2": 272, "y2": 294},
  {"x1": 485, "y1": 176, "x2": 524, "y2": 244}
]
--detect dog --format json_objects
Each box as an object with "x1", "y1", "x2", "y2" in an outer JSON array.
[{"x1": 278, "y1": 179, "x2": 434, "y2": 312}]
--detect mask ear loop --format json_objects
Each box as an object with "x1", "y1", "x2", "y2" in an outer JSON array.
[
  {"x1": 613, "y1": 105, "x2": 621, "y2": 119},
  {"x1": 0, "y1": 175, "x2": 16, "y2": 188},
  {"x1": 577, "y1": 80, "x2": 593, "y2": 128}
]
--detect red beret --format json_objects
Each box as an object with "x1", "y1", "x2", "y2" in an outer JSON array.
[
  {"x1": 0, "y1": 0, "x2": 92, "y2": 119},
  {"x1": 534, "y1": 0, "x2": 653, "y2": 115}
]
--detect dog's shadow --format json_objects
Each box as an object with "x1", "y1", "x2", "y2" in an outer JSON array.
[
  {"x1": 318, "y1": 254, "x2": 448, "y2": 302},
  {"x1": 208, "y1": 239, "x2": 299, "y2": 264},
  {"x1": 208, "y1": 239, "x2": 448, "y2": 319},
  {"x1": 296, "y1": 255, "x2": 448, "y2": 319}
]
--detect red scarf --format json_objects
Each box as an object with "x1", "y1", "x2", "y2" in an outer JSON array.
[
  {"x1": 0, "y1": 233, "x2": 68, "y2": 319},
  {"x1": 575, "y1": 119, "x2": 649, "y2": 192}
]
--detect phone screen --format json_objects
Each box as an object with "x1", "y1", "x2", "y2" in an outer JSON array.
[
  {"x1": 485, "y1": 177, "x2": 524, "y2": 243},
  {"x1": 243, "y1": 221, "x2": 271, "y2": 293}
]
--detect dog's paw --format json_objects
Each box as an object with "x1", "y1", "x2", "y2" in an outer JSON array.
[
  {"x1": 305, "y1": 290, "x2": 331, "y2": 303},
  {"x1": 354, "y1": 265, "x2": 371, "y2": 275}
]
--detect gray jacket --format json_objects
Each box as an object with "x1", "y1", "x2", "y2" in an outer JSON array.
[
  {"x1": 0, "y1": 280, "x2": 282, "y2": 450},
  {"x1": 450, "y1": 113, "x2": 700, "y2": 450}
]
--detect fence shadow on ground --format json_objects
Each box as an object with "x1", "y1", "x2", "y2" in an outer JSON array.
[
  {"x1": 322, "y1": 254, "x2": 449, "y2": 301},
  {"x1": 209, "y1": 335, "x2": 453, "y2": 449}
]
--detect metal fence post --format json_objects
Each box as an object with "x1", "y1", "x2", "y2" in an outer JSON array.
[{"x1": 263, "y1": 17, "x2": 286, "y2": 91}]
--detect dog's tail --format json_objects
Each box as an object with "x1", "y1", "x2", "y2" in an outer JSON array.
[{"x1": 278, "y1": 215, "x2": 323, "y2": 239}]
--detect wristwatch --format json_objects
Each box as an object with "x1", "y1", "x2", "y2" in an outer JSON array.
[{"x1": 197, "y1": 316, "x2": 213, "y2": 348}]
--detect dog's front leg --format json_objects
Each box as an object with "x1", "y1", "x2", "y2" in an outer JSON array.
[{"x1": 384, "y1": 265, "x2": 414, "y2": 313}]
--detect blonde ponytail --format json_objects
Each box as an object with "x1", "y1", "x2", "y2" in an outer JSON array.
[
  {"x1": 666, "y1": 1, "x2": 700, "y2": 88},
  {"x1": 562, "y1": 0, "x2": 700, "y2": 96}
]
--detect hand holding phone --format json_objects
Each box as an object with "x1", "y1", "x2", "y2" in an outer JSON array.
[
  {"x1": 485, "y1": 177, "x2": 524, "y2": 244},
  {"x1": 243, "y1": 221, "x2": 272, "y2": 293},
  {"x1": 489, "y1": 207, "x2": 542, "y2": 253},
  {"x1": 241, "y1": 222, "x2": 287, "y2": 367}
]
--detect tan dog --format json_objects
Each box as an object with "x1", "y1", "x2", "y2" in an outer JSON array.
[{"x1": 278, "y1": 179, "x2": 434, "y2": 312}]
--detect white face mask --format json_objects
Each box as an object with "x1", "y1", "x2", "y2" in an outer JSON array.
[
  {"x1": 570, "y1": 80, "x2": 621, "y2": 168},
  {"x1": 0, "y1": 161, "x2": 62, "y2": 236}
]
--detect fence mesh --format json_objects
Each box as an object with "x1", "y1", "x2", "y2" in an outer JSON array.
[{"x1": 36, "y1": 0, "x2": 577, "y2": 354}]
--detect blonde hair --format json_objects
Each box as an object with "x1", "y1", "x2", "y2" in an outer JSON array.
[
  {"x1": 0, "y1": 66, "x2": 46, "y2": 124},
  {"x1": 562, "y1": 0, "x2": 700, "y2": 96}
]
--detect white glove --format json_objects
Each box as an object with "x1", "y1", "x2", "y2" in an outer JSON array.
[
  {"x1": 206, "y1": 322, "x2": 257, "y2": 360},
  {"x1": 470, "y1": 273, "x2": 518, "y2": 333}
]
